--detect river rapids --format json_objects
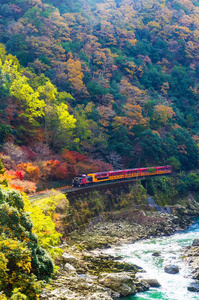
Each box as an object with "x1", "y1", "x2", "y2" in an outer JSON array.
[{"x1": 104, "y1": 219, "x2": 199, "y2": 300}]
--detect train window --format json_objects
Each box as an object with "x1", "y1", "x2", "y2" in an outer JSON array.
[
  {"x1": 87, "y1": 176, "x2": 93, "y2": 182},
  {"x1": 110, "y1": 172, "x2": 123, "y2": 176},
  {"x1": 96, "y1": 173, "x2": 108, "y2": 178},
  {"x1": 95, "y1": 173, "x2": 109, "y2": 180},
  {"x1": 126, "y1": 170, "x2": 138, "y2": 175}
]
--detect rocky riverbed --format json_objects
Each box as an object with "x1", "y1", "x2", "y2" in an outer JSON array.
[{"x1": 40, "y1": 199, "x2": 199, "y2": 300}]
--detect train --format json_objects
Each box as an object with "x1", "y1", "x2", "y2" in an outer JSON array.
[{"x1": 72, "y1": 165, "x2": 172, "y2": 187}]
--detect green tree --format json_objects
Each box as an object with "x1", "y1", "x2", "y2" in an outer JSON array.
[
  {"x1": 139, "y1": 129, "x2": 162, "y2": 163},
  {"x1": 87, "y1": 81, "x2": 109, "y2": 100},
  {"x1": 186, "y1": 173, "x2": 199, "y2": 191},
  {"x1": 0, "y1": 187, "x2": 54, "y2": 291},
  {"x1": 171, "y1": 128, "x2": 199, "y2": 170},
  {"x1": 0, "y1": 236, "x2": 41, "y2": 299},
  {"x1": 166, "y1": 156, "x2": 181, "y2": 171}
]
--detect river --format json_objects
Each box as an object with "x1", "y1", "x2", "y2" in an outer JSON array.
[{"x1": 105, "y1": 219, "x2": 199, "y2": 300}]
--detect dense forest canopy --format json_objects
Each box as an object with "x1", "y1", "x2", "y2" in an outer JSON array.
[{"x1": 0, "y1": 0, "x2": 199, "y2": 172}]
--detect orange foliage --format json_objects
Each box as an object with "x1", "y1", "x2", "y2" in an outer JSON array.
[
  {"x1": 4, "y1": 170, "x2": 24, "y2": 181},
  {"x1": 113, "y1": 104, "x2": 148, "y2": 132},
  {"x1": 120, "y1": 78, "x2": 146, "y2": 104},
  {"x1": 10, "y1": 180, "x2": 36, "y2": 193},
  {"x1": 41, "y1": 160, "x2": 67, "y2": 180},
  {"x1": 62, "y1": 149, "x2": 87, "y2": 164},
  {"x1": 66, "y1": 54, "x2": 88, "y2": 95},
  {"x1": 1, "y1": 169, "x2": 36, "y2": 193},
  {"x1": 17, "y1": 163, "x2": 40, "y2": 181},
  {"x1": 75, "y1": 158, "x2": 113, "y2": 174}
]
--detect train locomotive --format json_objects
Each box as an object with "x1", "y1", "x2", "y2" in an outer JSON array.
[{"x1": 72, "y1": 165, "x2": 172, "y2": 187}]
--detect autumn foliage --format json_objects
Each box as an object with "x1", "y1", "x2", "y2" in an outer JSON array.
[
  {"x1": 0, "y1": 0, "x2": 199, "y2": 175},
  {"x1": 0, "y1": 187, "x2": 54, "y2": 298},
  {"x1": 0, "y1": 143, "x2": 114, "y2": 192}
]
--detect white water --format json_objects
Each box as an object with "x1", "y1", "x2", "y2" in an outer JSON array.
[{"x1": 104, "y1": 219, "x2": 199, "y2": 300}]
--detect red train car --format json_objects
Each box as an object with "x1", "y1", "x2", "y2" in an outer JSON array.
[{"x1": 72, "y1": 165, "x2": 172, "y2": 187}]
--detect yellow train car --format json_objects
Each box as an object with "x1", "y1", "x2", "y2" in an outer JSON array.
[
  {"x1": 87, "y1": 172, "x2": 110, "y2": 183},
  {"x1": 73, "y1": 166, "x2": 172, "y2": 187}
]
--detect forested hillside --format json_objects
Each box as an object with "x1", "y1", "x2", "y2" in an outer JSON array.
[{"x1": 1, "y1": 0, "x2": 199, "y2": 174}]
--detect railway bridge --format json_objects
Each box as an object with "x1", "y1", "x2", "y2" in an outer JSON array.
[{"x1": 29, "y1": 173, "x2": 170, "y2": 202}]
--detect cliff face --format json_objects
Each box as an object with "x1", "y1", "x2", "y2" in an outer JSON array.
[{"x1": 29, "y1": 175, "x2": 199, "y2": 238}]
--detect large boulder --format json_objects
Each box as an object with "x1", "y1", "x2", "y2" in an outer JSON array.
[
  {"x1": 192, "y1": 268, "x2": 199, "y2": 280},
  {"x1": 99, "y1": 272, "x2": 136, "y2": 296},
  {"x1": 192, "y1": 239, "x2": 199, "y2": 247},
  {"x1": 135, "y1": 279, "x2": 150, "y2": 292},
  {"x1": 64, "y1": 263, "x2": 76, "y2": 273},
  {"x1": 142, "y1": 279, "x2": 161, "y2": 287},
  {"x1": 187, "y1": 282, "x2": 199, "y2": 292},
  {"x1": 164, "y1": 265, "x2": 179, "y2": 274},
  {"x1": 62, "y1": 252, "x2": 79, "y2": 264},
  {"x1": 152, "y1": 252, "x2": 161, "y2": 257},
  {"x1": 61, "y1": 252, "x2": 88, "y2": 273}
]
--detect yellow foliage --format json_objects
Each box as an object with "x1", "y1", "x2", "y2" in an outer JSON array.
[
  {"x1": 113, "y1": 104, "x2": 148, "y2": 131},
  {"x1": 0, "y1": 44, "x2": 6, "y2": 61},
  {"x1": 128, "y1": 39, "x2": 137, "y2": 45},
  {"x1": 0, "y1": 294, "x2": 8, "y2": 300},
  {"x1": 24, "y1": 191, "x2": 67, "y2": 257},
  {"x1": 37, "y1": 80, "x2": 58, "y2": 103},
  {"x1": 66, "y1": 57, "x2": 85, "y2": 91},
  {"x1": 153, "y1": 105, "x2": 175, "y2": 126},
  {"x1": 56, "y1": 103, "x2": 76, "y2": 130},
  {"x1": 147, "y1": 21, "x2": 161, "y2": 29},
  {"x1": 0, "y1": 55, "x2": 45, "y2": 123}
]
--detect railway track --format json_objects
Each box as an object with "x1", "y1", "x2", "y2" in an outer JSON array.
[{"x1": 29, "y1": 174, "x2": 168, "y2": 201}]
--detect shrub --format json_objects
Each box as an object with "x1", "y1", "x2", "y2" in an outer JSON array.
[
  {"x1": 0, "y1": 187, "x2": 54, "y2": 291},
  {"x1": 17, "y1": 163, "x2": 40, "y2": 182},
  {"x1": 76, "y1": 158, "x2": 113, "y2": 174},
  {"x1": 0, "y1": 236, "x2": 41, "y2": 299},
  {"x1": 62, "y1": 149, "x2": 87, "y2": 164},
  {"x1": 40, "y1": 160, "x2": 67, "y2": 180},
  {"x1": 10, "y1": 180, "x2": 36, "y2": 193},
  {"x1": 24, "y1": 191, "x2": 67, "y2": 257}
]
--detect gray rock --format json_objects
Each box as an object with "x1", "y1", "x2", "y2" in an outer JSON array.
[
  {"x1": 164, "y1": 265, "x2": 179, "y2": 274},
  {"x1": 152, "y1": 252, "x2": 161, "y2": 257},
  {"x1": 192, "y1": 239, "x2": 199, "y2": 247},
  {"x1": 40, "y1": 287, "x2": 77, "y2": 299},
  {"x1": 143, "y1": 279, "x2": 161, "y2": 287},
  {"x1": 61, "y1": 252, "x2": 88, "y2": 273},
  {"x1": 135, "y1": 280, "x2": 150, "y2": 292},
  {"x1": 187, "y1": 282, "x2": 199, "y2": 292},
  {"x1": 99, "y1": 273, "x2": 136, "y2": 296},
  {"x1": 62, "y1": 252, "x2": 78, "y2": 264},
  {"x1": 64, "y1": 263, "x2": 76, "y2": 273},
  {"x1": 192, "y1": 269, "x2": 199, "y2": 280}
]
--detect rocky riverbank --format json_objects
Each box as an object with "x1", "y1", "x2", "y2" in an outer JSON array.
[
  {"x1": 183, "y1": 238, "x2": 199, "y2": 292},
  {"x1": 40, "y1": 199, "x2": 199, "y2": 300}
]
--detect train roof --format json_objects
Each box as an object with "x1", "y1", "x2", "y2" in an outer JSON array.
[
  {"x1": 87, "y1": 166, "x2": 172, "y2": 176},
  {"x1": 87, "y1": 171, "x2": 109, "y2": 175},
  {"x1": 124, "y1": 168, "x2": 140, "y2": 172}
]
